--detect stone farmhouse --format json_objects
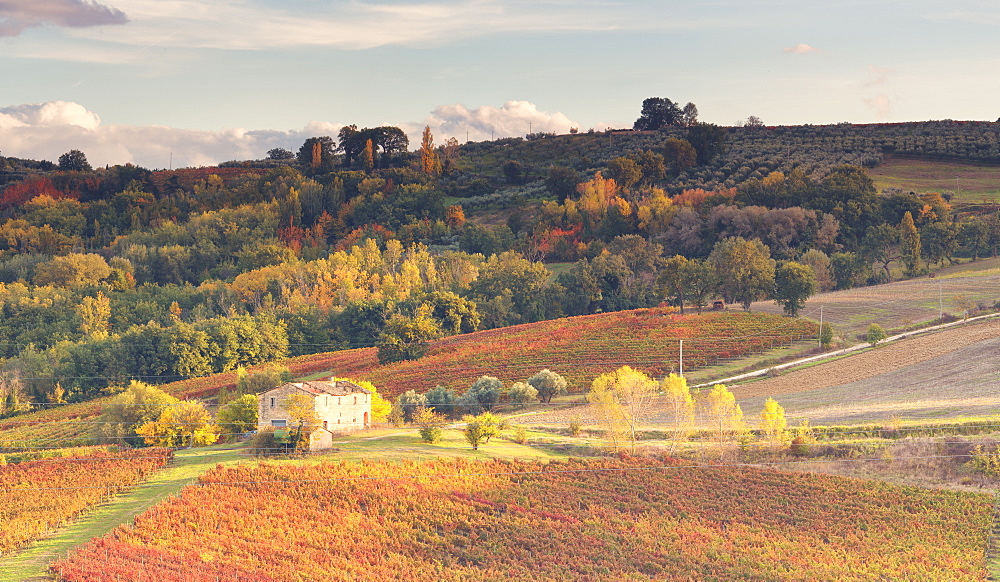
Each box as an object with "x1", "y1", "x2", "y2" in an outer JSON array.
[{"x1": 258, "y1": 378, "x2": 372, "y2": 450}]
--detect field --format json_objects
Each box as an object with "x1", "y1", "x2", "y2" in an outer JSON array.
[
  {"x1": 868, "y1": 155, "x2": 1000, "y2": 205},
  {"x1": 50, "y1": 457, "x2": 991, "y2": 581},
  {"x1": 731, "y1": 317, "x2": 1000, "y2": 425}
]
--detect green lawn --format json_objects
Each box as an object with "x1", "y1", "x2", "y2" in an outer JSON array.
[
  {"x1": 0, "y1": 445, "x2": 246, "y2": 582},
  {"x1": 868, "y1": 156, "x2": 1000, "y2": 204}
]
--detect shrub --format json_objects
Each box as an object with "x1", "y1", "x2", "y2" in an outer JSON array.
[
  {"x1": 569, "y1": 416, "x2": 583, "y2": 437},
  {"x1": 418, "y1": 426, "x2": 443, "y2": 444},
  {"x1": 866, "y1": 323, "x2": 887, "y2": 346}
]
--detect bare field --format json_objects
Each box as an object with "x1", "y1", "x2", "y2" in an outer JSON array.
[{"x1": 749, "y1": 268, "x2": 1000, "y2": 339}]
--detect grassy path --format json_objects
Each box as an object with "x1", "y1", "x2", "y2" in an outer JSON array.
[{"x1": 0, "y1": 445, "x2": 247, "y2": 582}]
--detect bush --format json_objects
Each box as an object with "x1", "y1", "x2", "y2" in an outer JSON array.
[
  {"x1": 569, "y1": 416, "x2": 583, "y2": 437},
  {"x1": 866, "y1": 323, "x2": 887, "y2": 346},
  {"x1": 418, "y1": 426, "x2": 443, "y2": 444},
  {"x1": 246, "y1": 428, "x2": 288, "y2": 456},
  {"x1": 511, "y1": 425, "x2": 528, "y2": 444}
]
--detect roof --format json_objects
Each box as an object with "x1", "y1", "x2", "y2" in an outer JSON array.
[{"x1": 283, "y1": 379, "x2": 371, "y2": 397}]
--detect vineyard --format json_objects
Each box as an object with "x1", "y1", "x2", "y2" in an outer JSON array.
[
  {"x1": 0, "y1": 447, "x2": 171, "y2": 556},
  {"x1": 51, "y1": 457, "x2": 991, "y2": 581},
  {"x1": 278, "y1": 309, "x2": 817, "y2": 398}
]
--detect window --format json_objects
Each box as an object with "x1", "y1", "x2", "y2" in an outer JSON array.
[
  {"x1": 353, "y1": 396, "x2": 357, "y2": 405},
  {"x1": 337, "y1": 419, "x2": 341, "y2": 424},
  {"x1": 323, "y1": 421, "x2": 328, "y2": 430},
  {"x1": 271, "y1": 419, "x2": 287, "y2": 427},
  {"x1": 325, "y1": 396, "x2": 329, "y2": 406},
  {"x1": 338, "y1": 397, "x2": 341, "y2": 405},
  {"x1": 270, "y1": 398, "x2": 275, "y2": 408}
]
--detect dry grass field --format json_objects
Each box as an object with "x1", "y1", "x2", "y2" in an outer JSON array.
[{"x1": 868, "y1": 155, "x2": 1000, "y2": 204}]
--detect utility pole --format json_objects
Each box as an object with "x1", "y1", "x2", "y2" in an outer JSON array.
[
  {"x1": 528, "y1": 121, "x2": 532, "y2": 136},
  {"x1": 169, "y1": 152, "x2": 172, "y2": 170},
  {"x1": 939, "y1": 280, "x2": 943, "y2": 321}
]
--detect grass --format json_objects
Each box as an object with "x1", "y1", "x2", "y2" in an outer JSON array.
[
  {"x1": 0, "y1": 444, "x2": 246, "y2": 582},
  {"x1": 868, "y1": 155, "x2": 1000, "y2": 204}
]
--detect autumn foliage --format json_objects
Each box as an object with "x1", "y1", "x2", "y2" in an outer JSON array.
[
  {"x1": 0, "y1": 447, "x2": 171, "y2": 555},
  {"x1": 51, "y1": 457, "x2": 990, "y2": 581}
]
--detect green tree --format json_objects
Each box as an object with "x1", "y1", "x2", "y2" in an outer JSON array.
[
  {"x1": 527, "y1": 369, "x2": 568, "y2": 403},
  {"x1": 633, "y1": 97, "x2": 682, "y2": 130},
  {"x1": 461, "y1": 376, "x2": 503, "y2": 414},
  {"x1": 376, "y1": 307, "x2": 443, "y2": 364},
  {"x1": 33, "y1": 253, "x2": 111, "y2": 288},
  {"x1": 462, "y1": 412, "x2": 504, "y2": 450},
  {"x1": 862, "y1": 224, "x2": 900, "y2": 283},
  {"x1": 773, "y1": 261, "x2": 816, "y2": 317},
  {"x1": 506, "y1": 381, "x2": 538, "y2": 407},
  {"x1": 866, "y1": 323, "x2": 887, "y2": 346},
  {"x1": 412, "y1": 406, "x2": 446, "y2": 443},
  {"x1": 606, "y1": 157, "x2": 642, "y2": 189},
  {"x1": 58, "y1": 149, "x2": 92, "y2": 172},
  {"x1": 424, "y1": 385, "x2": 460, "y2": 418},
  {"x1": 686, "y1": 123, "x2": 726, "y2": 164},
  {"x1": 216, "y1": 394, "x2": 259, "y2": 437},
  {"x1": 819, "y1": 322, "x2": 834, "y2": 348},
  {"x1": 660, "y1": 138, "x2": 697, "y2": 175},
  {"x1": 545, "y1": 166, "x2": 581, "y2": 202},
  {"x1": 708, "y1": 237, "x2": 776, "y2": 311}
]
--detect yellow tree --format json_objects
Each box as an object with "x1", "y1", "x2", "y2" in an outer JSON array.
[
  {"x1": 661, "y1": 373, "x2": 694, "y2": 453},
  {"x1": 362, "y1": 139, "x2": 375, "y2": 171},
  {"x1": 77, "y1": 291, "x2": 111, "y2": 339},
  {"x1": 587, "y1": 366, "x2": 658, "y2": 453},
  {"x1": 136, "y1": 401, "x2": 219, "y2": 447},
  {"x1": 333, "y1": 377, "x2": 391, "y2": 422},
  {"x1": 759, "y1": 397, "x2": 788, "y2": 448},
  {"x1": 420, "y1": 126, "x2": 442, "y2": 176},
  {"x1": 283, "y1": 392, "x2": 319, "y2": 450},
  {"x1": 701, "y1": 383, "x2": 745, "y2": 448}
]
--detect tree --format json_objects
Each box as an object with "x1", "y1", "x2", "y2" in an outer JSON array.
[
  {"x1": 33, "y1": 253, "x2": 111, "y2": 288},
  {"x1": 686, "y1": 123, "x2": 726, "y2": 165},
  {"x1": 866, "y1": 323, "x2": 887, "y2": 346},
  {"x1": 546, "y1": 166, "x2": 581, "y2": 203},
  {"x1": 58, "y1": 149, "x2": 92, "y2": 172},
  {"x1": 424, "y1": 385, "x2": 460, "y2": 418},
  {"x1": 587, "y1": 366, "x2": 658, "y2": 453},
  {"x1": 662, "y1": 373, "x2": 694, "y2": 453},
  {"x1": 412, "y1": 406, "x2": 446, "y2": 443},
  {"x1": 78, "y1": 291, "x2": 111, "y2": 339},
  {"x1": 98, "y1": 381, "x2": 180, "y2": 445},
  {"x1": 819, "y1": 322, "x2": 834, "y2": 348},
  {"x1": 660, "y1": 138, "x2": 697, "y2": 175},
  {"x1": 708, "y1": 237, "x2": 776, "y2": 311},
  {"x1": 507, "y1": 381, "x2": 538, "y2": 406},
  {"x1": 743, "y1": 115, "x2": 765, "y2": 129},
  {"x1": 362, "y1": 139, "x2": 375, "y2": 172},
  {"x1": 898, "y1": 211, "x2": 921, "y2": 276},
  {"x1": 216, "y1": 394, "x2": 259, "y2": 437},
  {"x1": 920, "y1": 221, "x2": 958, "y2": 267},
  {"x1": 773, "y1": 261, "x2": 816, "y2": 317},
  {"x1": 680, "y1": 102, "x2": 698, "y2": 127},
  {"x1": 396, "y1": 389, "x2": 426, "y2": 422},
  {"x1": 606, "y1": 157, "x2": 642, "y2": 189},
  {"x1": 376, "y1": 307, "x2": 443, "y2": 364},
  {"x1": 633, "y1": 97, "x2": 682, "y2": 130},
  {"x1": 136, "y1": 400, "x2": 219, "y2": 447},
  {"x1": 700, "y1": 383, "x2": 745, "y2": 447},
  {"x1": 830, "y1": 251, "x2": 866, "y2": 289},
  {"x1": 461, "y1": 376, "x2": 503, "y2": 414},
  {"x1": 527, "y1": 369, "x2": 567, "y2": 403},
  {"x1": 862, "y1": 224, "x2": 900, "y2": 283},
  {"x1": 759, "y1": 397, "x2": 788, "y2": 448},
  {"x1": 462, "y1": 412, "x2": 504, "y2": 450},
  {"x1": 420, "y1": 126, "x2": 442, "y2": 176},
  {"x1": 283, "y1": 392, "x2": 319, "y2": 451},
  {"x1": 335, "y1": 378, "x2": 391, "y2": 422},
  {"x1": 296, "y1": 137, "x2": 335, "y2": 172},
  {"x1": 267, "y1": 148, "x2": 294, "y2": 160}
]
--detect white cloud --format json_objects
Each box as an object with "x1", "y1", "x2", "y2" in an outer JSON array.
[
  {"x1": 0, "y1": 100, "x2": 580, "y2": 167},
  {"x1": 0, "y1": 0, "x2": 127, "y2": 36},
  {"x1": 417, "y1": 100, "x2": 580, "y2": 142},
  {"x1": 783, "y1": 43, "x2": 818, "y2": 54}
]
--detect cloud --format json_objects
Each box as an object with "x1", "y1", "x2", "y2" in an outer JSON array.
[
  {"x1": 0, "y1": 100, "x2": 580, "y2": 168},
  {"x1": 783, "y1": 43, "x2": 818, "y2": 54},
  {"x1": 418, "y1": 100, "x2": 581, "y2": 142},
  {"x1": 0, "y1": 0, "x2": 127, "y2": 36},
  {"x1": 862, "y1": 65, "x2": 896, "y2": 118}
]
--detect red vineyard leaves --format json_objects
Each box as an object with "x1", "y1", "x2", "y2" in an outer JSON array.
[
  {"x1": 0, "y1": 447, "x2": 171, "y2": 554},
  {"x1": 52, "y1": 457, "x2": 990, "y2": 581}
]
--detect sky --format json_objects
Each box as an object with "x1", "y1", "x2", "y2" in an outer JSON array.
[{"x1": 1, "y1": 0, "x2": 999, "y2": 168}]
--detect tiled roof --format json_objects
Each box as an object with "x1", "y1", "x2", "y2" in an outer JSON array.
[{"x1": 290, "y1": 379, "x2": 371, "y2": 397}]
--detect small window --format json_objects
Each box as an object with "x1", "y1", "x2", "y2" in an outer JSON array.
[
  {"x1": 354, "y1": 396, "x2": 357, "y2": 405},
  {"x1": 325, "y1": 396, "x2": 329, "y2": 406},
  {"x1": 270, "y1": 398, "x2": 275, "y2": 408},
  {"x1": 338, "y1": 397, "x2": 341, "y2": 405},
  {"x1": 271, "y1": 419, "x2": 287, "y2": 427},
  {"x1": 353, "y1": 418, "x2": 356, "y2": 423},
  {"x1": 337, "y1": 419, "x2": 341, "y2": 424},
  {"x1": 323, "y1": 421, "x2": 328, "y2": 430}
]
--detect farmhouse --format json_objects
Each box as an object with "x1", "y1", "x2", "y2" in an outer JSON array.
[{"x1": 258, "y1": 379, "x2": 372, "y2": 450}]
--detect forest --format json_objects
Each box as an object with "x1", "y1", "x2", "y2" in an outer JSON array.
[{"x1": 0, "y1": 104, "x2": 999, "y2": 409}]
